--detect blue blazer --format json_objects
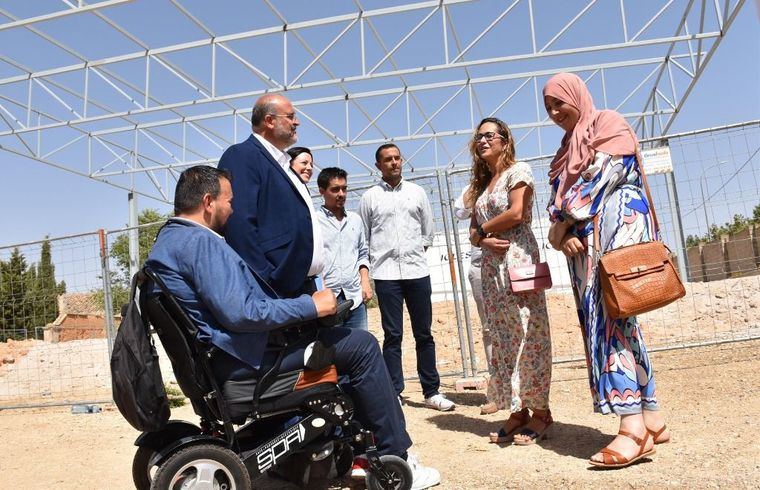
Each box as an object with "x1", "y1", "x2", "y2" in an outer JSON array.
[
  {"x1": 145, "y1": 219, "x2": 317, "y2": 370},
  {"x1": 218, "y1": 135, "x2": 313, "y2": 298}
]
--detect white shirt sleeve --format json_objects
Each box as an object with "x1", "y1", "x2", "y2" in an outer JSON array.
[
  {"x1": 453, "y1": 184, "x2": 472, "y2": 221},
  {"x1": 358, "y1": 192, "x2": 372, "y2": 247},
  {"x1": 420, "y1": 188, "x2": 434, "y2": 247}
]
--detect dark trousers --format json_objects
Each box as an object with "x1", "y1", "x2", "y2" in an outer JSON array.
[
  {"x1": 218, "y1": 327, "x2": 412, "y2": 458},
  {"x1": 374, "y1": 276, "x2": 440, "y2": 398}
]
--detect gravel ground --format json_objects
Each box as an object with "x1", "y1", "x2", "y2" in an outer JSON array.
[{"x1": 0, "y1": 340, "x2": 757, "y2": 489}]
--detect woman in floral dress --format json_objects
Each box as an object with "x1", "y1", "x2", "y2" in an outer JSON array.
[
  {"x1": 543, "y1": 72, "x2": 671, "y2": 468},
  {"x1": 466, "y1": 117, "x2": 553, "y2": 445}
]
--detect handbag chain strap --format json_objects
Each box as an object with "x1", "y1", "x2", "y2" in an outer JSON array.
[{"x1": 592, "y1": 137, "x2": 660, "y2": 252}]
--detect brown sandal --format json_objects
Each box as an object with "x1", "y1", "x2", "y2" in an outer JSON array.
[
  {"x1": 488, "y1": 408, "x2": 529, "y2": 443},
  {"x1": 650, "y1": 424, "x2": 670, "y2": 444},
  {"x1": 589, "y1": 430, "x2": 656, "y2": 469},
  {"x1": 513, "y1": 410, "x2": 553, "y2": 446},
  {"x1": 479, "y1": 402, "x2": 498, "y2": 415}
]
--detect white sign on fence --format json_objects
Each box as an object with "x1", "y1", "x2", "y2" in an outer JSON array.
[{"x1": 640, "y1": 144, "x2": 674, "y2": 175}]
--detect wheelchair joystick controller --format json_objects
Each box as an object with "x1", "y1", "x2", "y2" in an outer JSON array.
[{"x1": 317, "y1": 298, "x2": 355, "y2": 327}]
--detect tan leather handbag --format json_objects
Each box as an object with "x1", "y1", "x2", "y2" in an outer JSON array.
[{"x1": 593, "y1": 151, "x2": 685, "y2": 319}]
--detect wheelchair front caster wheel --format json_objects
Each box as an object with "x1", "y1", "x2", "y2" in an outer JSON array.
[{"x1": 365, "y1": 454, "x2": 413, "y2": 490}]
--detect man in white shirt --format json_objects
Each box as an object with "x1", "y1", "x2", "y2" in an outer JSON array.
[
  {"x1": 359, "y1": 144, "x2": 455, "y2": 412},
  {"x1": 317, "y1": 167, "x2": 373, "y2": 330}
]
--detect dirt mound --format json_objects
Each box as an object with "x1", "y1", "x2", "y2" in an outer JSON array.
[
  {"x1": 0, "y1": 339, "x2": 39, "y2": 375},
  {"x1": 0, "y1": 338, "x2": 111, "y2": 405}
]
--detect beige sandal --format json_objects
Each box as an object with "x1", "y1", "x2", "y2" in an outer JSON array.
[{"x1": 479, "y1": 402, "x2": 498, "y2": 415}]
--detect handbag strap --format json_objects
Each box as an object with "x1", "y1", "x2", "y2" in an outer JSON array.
[{"x1": 592, "y1": 141, "x2": 660, "y2": 252}]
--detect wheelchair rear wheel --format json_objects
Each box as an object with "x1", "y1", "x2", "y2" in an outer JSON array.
[
  {"x1": 132, "y1": 446, "x2": 157, "y2": 489},
  {"x1": 151, "y1": 443, "x2": 251, "y2": 490},
  {"x1": 365, "y1": 454, "x2": 413, "y2": 490}
]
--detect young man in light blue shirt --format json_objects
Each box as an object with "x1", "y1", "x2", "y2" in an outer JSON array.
[{"x1": 316, "y1": 167, "x2": 373, "y2": 330}]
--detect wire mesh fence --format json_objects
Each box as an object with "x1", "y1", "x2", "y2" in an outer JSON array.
[
  {"x1": 0, "y1": 120, "x2": 757, "y2": 409},
  {"x1": 437, "y1": 120, "x2": 760, "y2": 373},
  {"x1": 0, "y1": 231, "x2": 112, "y2": 408}
]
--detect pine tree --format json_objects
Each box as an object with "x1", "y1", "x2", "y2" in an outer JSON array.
[
  {"x1": 34, "y1": 239, "x2": 64, "y2": 328},
  {"x1": 0, "y1": 249, "x2": 30, "y2": 335},
  {"x1": 0, "y1": 242, "x2": 67, "y2": 339},
  {"x1": 24, "y1": 263, "x2": 41, "y2": 330}
]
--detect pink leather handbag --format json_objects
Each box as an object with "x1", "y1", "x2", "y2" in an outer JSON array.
[{"x1": 508, "y1": 262, "x2": 553, "y2": 293}]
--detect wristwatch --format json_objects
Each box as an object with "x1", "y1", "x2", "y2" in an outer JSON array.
[{"x1": 476, "y1": 224, "x2": 487, "y2": 238}]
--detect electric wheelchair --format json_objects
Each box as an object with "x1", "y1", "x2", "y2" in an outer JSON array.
[{"x1": 130, "y1": 267, "x2": 412, "y2": 490}]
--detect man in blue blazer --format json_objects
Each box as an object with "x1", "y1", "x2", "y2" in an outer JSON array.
[
  {"x1": 145, "y1": 166, "x2": 441, "y2": 488},
  {"x1": 218, "y1": 94, "x2": 324, "y2": 298}
]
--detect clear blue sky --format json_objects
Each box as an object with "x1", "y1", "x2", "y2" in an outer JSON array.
[{"x1": 0, "y1": 0, "x2": 757, "y2": 247}]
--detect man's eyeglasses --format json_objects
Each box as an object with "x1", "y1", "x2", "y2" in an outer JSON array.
[
  {"x1": 473, "y1": 131, "x2": 505, "y2": 143},
  {"x1": 269, "y1": 113, "x2": 298, "y2": 121}
]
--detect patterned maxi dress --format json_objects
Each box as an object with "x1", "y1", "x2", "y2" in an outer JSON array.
[
  {"x1": 548, "y1": 151, "x2": 659, "y2": 415},
  {"x1": 476, "y1": 161, "x2": 552, "y2": 412}
]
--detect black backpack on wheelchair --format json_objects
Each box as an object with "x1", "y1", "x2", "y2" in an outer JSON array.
[
  {"x1": 111, "y1": 273, "x2": 170, "y2": 433},
  {"x1": 125, "y1": 266, "x2": 412, "y2": 490}
]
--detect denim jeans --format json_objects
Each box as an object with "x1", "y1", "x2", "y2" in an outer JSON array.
[
  {"x1": 374, "y1": 276, "x2": 440, "y2": 399},
  {"x1": 216, "y1": 327, "x2": 412, "y2": 457},
  {"x1": 339, "y1": 301, "x2": 368, "y2": 331}
]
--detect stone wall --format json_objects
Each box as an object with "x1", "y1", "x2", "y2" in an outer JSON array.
[
  {"x1": 43, "y1": 315, "x2": 106, "y2": 342},
  {"x1": 686, "y1": 225, "x2": 760, "y2": 282}
]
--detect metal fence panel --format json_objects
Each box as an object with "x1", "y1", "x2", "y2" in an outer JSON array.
[
  {"x1": 0, "y1": 121, "x2": 757, "y2": 409},
  {"x1": 0, "y1": 231, "x2": 112, "y2": 408},
  {"x1": 440, "y1": 121, "x2": 760, "y2": 371}
]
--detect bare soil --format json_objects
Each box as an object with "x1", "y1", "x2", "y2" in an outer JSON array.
[{"x1": 0, "y1": 340, "x2": 758, "y2": 489}]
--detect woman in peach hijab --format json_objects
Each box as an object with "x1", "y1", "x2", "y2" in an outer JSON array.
[{"x1": 543, "y1": 72, "x2": 670, "y2": 468}]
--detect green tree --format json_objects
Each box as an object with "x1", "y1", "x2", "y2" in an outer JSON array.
[
  {"x1": 685, "y1": 234, "x2": 700, "y2": 248},
  {"x1": 0, "y1": 242, "x2": 67, "y2": 339},
  {"x1": 97, "y1": 209, "x2": 169, "y2": 314},
  {"x1": 686, "y1": 202, "x2": 760, "y2": 248},
  {"x1": 0, "y1": 249, "x2": 30, "y2": 334},
  {"x1": 109, "y1": 209, "x2": 168, "y2": 283},
  {"x1": 26, "y1": 240, "x2": 66, "y2": 332}
]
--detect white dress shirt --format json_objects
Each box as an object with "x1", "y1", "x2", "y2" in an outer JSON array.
[
  {"x1": 317, "y1": 207, "x2": 369, "y2": 310},
  {"x1": 253, "y1": 133, "x2": 324, "y2": 277},
  {"x1": 359, "y1": 178, "x2": 434, "y2": 280}
]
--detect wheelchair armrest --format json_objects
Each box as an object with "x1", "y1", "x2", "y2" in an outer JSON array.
[{"x1": 317, "y1": 298, "x2": 354, "y2": 327}]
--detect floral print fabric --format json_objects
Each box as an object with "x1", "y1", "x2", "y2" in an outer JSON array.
[
  {"x1": 475, "y1": 161, "x2": 552, "y2": 412},
  {"x1": 550, "y1": 151, "x2": 659, "y2": 415}
]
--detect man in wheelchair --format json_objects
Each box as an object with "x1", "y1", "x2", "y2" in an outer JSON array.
[{"x1": 141, "y1": 165, "x2": 440, "y2": 489}]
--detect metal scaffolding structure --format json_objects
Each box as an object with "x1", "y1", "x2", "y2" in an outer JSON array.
[{"x1": 0, "y1": 0, "x2": 748, "y2": 202}]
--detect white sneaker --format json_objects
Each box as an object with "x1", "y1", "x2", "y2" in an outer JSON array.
[
  {"x1": 407, "y1": 453, "x2": 441, "y2": 490},
  {"x1": 350, "y1": 454, "x2": 369, "y2": 480},
  {"x1": 424, "y1": 393, "x2": 455, "y2": 411}
]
